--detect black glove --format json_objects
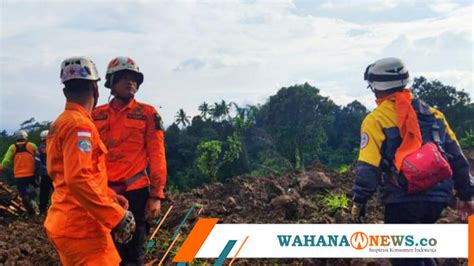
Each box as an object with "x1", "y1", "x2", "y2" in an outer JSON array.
[
  {"x1": 351, "y1": 202, "x2": 367, "y2": 223},
  {"x1": 112, "y1": 210, "x2": 136, "y2": 244}
]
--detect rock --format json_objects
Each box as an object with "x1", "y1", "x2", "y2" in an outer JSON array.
[
  {"x1": 298, "y1": 172, "x2": 333, "y2": 194},
  {"x1": 226, "y1": 196, "x2": 237, "y2": 207},
  {"x1": 270, "y1": 195, "x2": 292, "y2": 208},
  {"x1": 264, "y1": 179, "x2": 285, "y2": 200}
]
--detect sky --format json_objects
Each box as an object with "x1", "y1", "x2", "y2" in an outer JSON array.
[{"x1": 1, "y1": 0, "x2": 473, "y2": 132}]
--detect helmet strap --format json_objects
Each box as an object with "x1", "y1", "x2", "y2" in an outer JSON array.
[{"x1": 367, "y1": 84, "x2": 375, "y2": 93}]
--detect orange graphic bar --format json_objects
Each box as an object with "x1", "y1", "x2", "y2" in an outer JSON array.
[
  {"x1": 172, "y1": 218, "x2": 219, "y2": 262},
  {"x1": 159, "y1": 232, "x2": 181, "y2": 266},
  {"x1": 149, "y1": 205, "x2": 173, "y2": 241},
  {"x1": 229, "y1": 235, "x2": 249, "y2": 266},
  {"x1": 469, "y1": 216, "x2": 473, "y2": 265}
]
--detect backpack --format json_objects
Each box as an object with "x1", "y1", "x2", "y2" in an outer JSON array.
[
  {"x1": 392, "y1": 100, "x2": 453, "y2": 193},
  {"x1": 13, "y1": 142, "x2": 39, "y2": 180}
]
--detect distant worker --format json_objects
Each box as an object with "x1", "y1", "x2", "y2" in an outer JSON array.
[
  {"x1": 0, "y1": 130, "x2": 38, "y2": 215},
  {"x1": 36, "y1": 130, "x2": 54, "y2": 215},
  {"x1": 45, "y1": 56, "x2": 135, "y2": 265},
  {"x1": 93, "y1": 56, "x2": 167, "y2": 265},
  {"x1": 351, "y1": 57, "x2": 474, "y2": 266}
]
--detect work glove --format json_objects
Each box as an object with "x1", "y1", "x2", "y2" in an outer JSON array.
[
  {"x1": 456, "y1": 200, "x2": 474, "y2": 222},
  {"x1": 351, "y1": 202, "x2": 367, "y2": 223},
  {"x1": 113, "y1": 210, "x2": 136, "y2": 244}
]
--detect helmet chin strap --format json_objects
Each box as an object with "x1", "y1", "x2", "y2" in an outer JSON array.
[{"x1": 110, "y1": 88, "x2": 134, "y2": 102}]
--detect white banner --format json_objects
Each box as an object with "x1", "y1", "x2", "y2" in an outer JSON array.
[{"x1": 196, "y1": 224, "x2": 467, "y2": 258}]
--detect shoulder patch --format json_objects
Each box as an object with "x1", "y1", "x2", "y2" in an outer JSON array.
[
  {"x1": 154, "y1": 113, "x2": 164, "y2": 131},
  {"x1": 77, "y1": 128, "x2": 92, "y2": 138},
  {"x1": 78, "y1": 139, "x2": 92, "y2": 153},
  {"x1": 360, "y1": 133, "x2": 369, "y2": 149}
]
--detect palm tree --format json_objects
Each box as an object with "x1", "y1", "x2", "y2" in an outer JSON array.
[
  {"x1": 220, "y1": 100, "x2": 231, "y2": 120},
  {"x1": 232, "y1": 102, "x2": 247, "y2": 119},
  {"x1": 209, "y1": 100, "x2": 231, "y2": 121},
  {"x1": 175, "y1": 108, "x2": 190, "y2": 128},
  {"x1": 198, "y1": 102, "x2": 210, "y2": 120}
]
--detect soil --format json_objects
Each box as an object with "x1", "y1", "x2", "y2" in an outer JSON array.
[{"x1": 1, "y1": 151, "x2": 472, "y2": 266}]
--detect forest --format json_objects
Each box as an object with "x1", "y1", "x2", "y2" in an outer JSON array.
[{"x1": 1, "y1": 76, "x2": 473, "y2": 191}]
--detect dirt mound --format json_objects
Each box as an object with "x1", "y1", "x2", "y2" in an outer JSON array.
[
  {"x1": 0, "y1": 156, "x2": 471, "y2": 265},
  {"x1": 0, "y1": 217, "x2": 57, "y2": 265}
]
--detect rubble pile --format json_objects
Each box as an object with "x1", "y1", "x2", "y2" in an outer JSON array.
[{"x1": 0, "y1": 152, "x2": 472, "y2": 265}]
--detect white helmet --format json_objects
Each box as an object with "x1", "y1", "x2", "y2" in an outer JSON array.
[
  {"x1": 364, "y1": 57, "x2": 409, "y2": 91},
  {"x1": 15, "y1": 130, "x2": 28, "y2": 140},
  {"x1": 40, "y1": 130, "x2": 49, "y2": 140},
  {"x1": 104, "y1": 56, "x2": 144, "y2": 88},
  {"x1": 60, "y1": 56, "x2": 101, "y2": 84}
]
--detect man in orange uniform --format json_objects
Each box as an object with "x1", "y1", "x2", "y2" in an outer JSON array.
[
  {"x1": 93, "y1": 56, "x2": 167, "y2": 265},
  {"x1": 1, "y1": 130, "x2": 38, "y2": 215},
  {"x1": 45, "y1": 56, "x2": 136, "y2": 265}
]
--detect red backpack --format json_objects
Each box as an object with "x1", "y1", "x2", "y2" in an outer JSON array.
[{"x1": 388, "y1": 101, "x2": 454, "y2": 194}]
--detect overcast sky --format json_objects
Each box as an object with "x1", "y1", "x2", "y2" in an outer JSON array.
[{"x1": 1, "y1": 0, "x2": 473, "y2": 132}]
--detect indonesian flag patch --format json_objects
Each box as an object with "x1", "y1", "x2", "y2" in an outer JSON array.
[
  {"x1": 77, "y1": 128, "x2": 92, "y2": 153},
  {"x1": 77, "y1": 128, "x2": 92, "y2": 138}
]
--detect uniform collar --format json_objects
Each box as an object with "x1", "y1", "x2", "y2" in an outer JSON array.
[
  {"x1": 110, "y1": 98, "x2": 138, "y2": 112},
  {"x1": 65, "y1": 102, "x2": 92, "y2": 120}
]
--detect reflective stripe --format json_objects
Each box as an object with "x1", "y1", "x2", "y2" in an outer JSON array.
[{"x1": 125, "y1": 170, "x2": 147, "y2": 186}]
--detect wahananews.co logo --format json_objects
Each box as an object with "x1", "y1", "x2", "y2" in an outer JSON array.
[
  {"x1": 349, "y1": 231, "x2": 437, "y2": 253},
  {"x1": 277, "y1": 232, "x2": 438, "y2": 253}
]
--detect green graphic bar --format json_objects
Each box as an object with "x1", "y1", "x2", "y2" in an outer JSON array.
[{"x1": 213, "y1": 240, "x2": 237, "y2": 266}]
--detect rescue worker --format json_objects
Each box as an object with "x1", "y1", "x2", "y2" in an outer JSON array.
[
  {"x1": 351, "y1": 57, "x2": 474, "y2": 266},
  {"x1": 92, "y1": 56, "x2": 167, "y2": 265},
  {"x1": 0, "y1": 130, "x2": 38, "y2": 215},
  {"x1": 36, "y1": 130, "x2": 54, "y2": 215},
  {"x1": 45, "y1": 56, "x2": 136, "y2": 265}
]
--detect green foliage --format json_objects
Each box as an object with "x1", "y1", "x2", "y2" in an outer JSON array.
[
  {"x1": 460, "y1": 130, "x2": 474, "y2": 149},
  {"x1": 196, "y1": 133, "x2": 242, "y2": 181},
  {"x1": 258, "y1": 83, "x2": 338, "y2": 169},
  {"x1": 223, "y1": 133, "x2": 242, "y2": 162},
  {"x1": 322, "y1": 193, "x2": 349, "y2": 213},
  {"x1": 196, "y1": 140, "x2": 222, "y2": 181},
  {"x1": 337, "y1": 164, "x2": 350, "y2": 174},
  {"x1": 1, "y1": 77, "x2": 471, "y2": 193},
  {"x1": 412, "y1": 76, "x2": 474, "y2": 136}
]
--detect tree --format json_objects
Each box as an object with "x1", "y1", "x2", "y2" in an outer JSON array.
[
  {"x1": 412, "y1": 76, "x2": 474, "y2": 135},
  {"x1": 258, "y1": 83, "x2": 338, "y2": 169},
  {"x1": 20, "y1": 117, "x2": 43, "y2": 132},
  {"x1": 412, "y1": 76, "x2": 470, "y2": 111},
  {"x1": 174, "y1": 109, "x2": 191, "y2": 128},
  {"x1": 324, "y1": 100, "x2": 368, "y2": 167},
  {"x1": 196, "y1": 133, "x2": 242, "y2": 181},
  {"x1": 196, "y1": 140, "x2": 222, "y2": 181},
  {"x1": 198, "y1": 102, "x2": 210, "y2": 120},
  {"x1": 210, "y1": 100, "x2": 231, "y2": 121}
]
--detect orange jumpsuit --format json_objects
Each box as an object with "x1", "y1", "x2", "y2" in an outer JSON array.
[
  {"x1": 92, "y1": 99, "x2": 167, "y2": 199},
  {"x1": 45, "y1": 102, "x2": 125, "y2": 265}
]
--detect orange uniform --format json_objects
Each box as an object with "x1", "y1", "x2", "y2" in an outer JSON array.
[
  {"x1": 92, "y1": 99, "x2": 167, "y2": 199},
  {"x1": 1, "y1": 141, "x2": 37, "y2": 178},
  {"x1": 45, "y1": 102, "x2": 125, "y2": 265}
]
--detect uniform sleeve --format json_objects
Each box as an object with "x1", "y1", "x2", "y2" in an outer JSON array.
[
  {"x1": 146, "y1": 108, "x2": 167, "y2": 199},
  {"x1": 1, "y1": 144, "x2": 15, "y2": 168},
  {"x1": 30, "y1": 142, "x2": 38, "y2": 152},
  {"x1": 352, "y1": 116, "x2": 384, "y2": 203},
  {"x1": 62, "y1": 123, "x2": 125, "y2": 229},
  {"x1": 435, "y1": 110, "x2": 473, "y2": 201}
]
